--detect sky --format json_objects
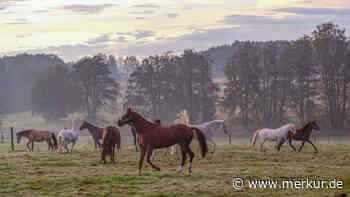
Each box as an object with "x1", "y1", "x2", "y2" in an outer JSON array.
[{"x1": 1, "y1": 0, "x2": 350, "y2": 61}]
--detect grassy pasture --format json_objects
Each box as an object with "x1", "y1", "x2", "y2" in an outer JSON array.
[{"x1": 0, "y1": 138, "x2": 349, "y2": 197}]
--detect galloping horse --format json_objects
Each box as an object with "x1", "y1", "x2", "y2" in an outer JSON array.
[
  {"x1": 117, "y1": 108, "x2": 208, "y2": 174},
  {"x1": 251, "y1": 124, "x2": 297, "y2": 152},
  {"x1": 79, "y1": 121, "x2": 103, "y2": 149},
  {"x1": 176, "y1": 110, "x2": 229, "y2": 153},
  {"x1": 58, "y1": 120, "x2": 79, "y2": 153},
  {"x1": 101, "y1": 126, "x2": 121, "y2": 164},
  {"x1": 291, "y1": 121, "x2": 320, "y2": 153},
  {"x1": 16, "y1": 130, "x2": 57, "y2": 151}
]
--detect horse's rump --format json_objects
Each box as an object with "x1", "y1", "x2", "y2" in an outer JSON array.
[{"x1": 102, "y1": 126, "x2": 121, "y2": 154}]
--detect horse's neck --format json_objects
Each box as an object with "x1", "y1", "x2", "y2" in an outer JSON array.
[
  {"x1": 133, "y1": 113, "x2": 156, "y2": 134},
  {"x1": 301, "y1": 123, "x2": 313, "y2": 134}
]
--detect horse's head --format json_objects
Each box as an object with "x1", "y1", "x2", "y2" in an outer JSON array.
[
  {"x1": 79, "y1": 121, "x2": 88, "y2": 131},
  {"x1": 310, "y1": 121, "x2": 320, "y2": 131},
  {"x1": 118, "y1": 108, "x2": 135, "y2": 126}
]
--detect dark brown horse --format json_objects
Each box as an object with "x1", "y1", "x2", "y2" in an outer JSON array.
[
  {"x1": 101, "y1": 126, "x2": 121, "y2": 164},
  {"x1": 79, "y1": 121, "x2": 104, "y2": 149},
  {"x1": 117, "y1": 108, "x2": 208, "y2": 174},
  {"x1": 16, "y1": 130, "x2": 57, "y2": 151},
  {"x1": 290, "y1": 121, "x2": 320, "y2": 153}
]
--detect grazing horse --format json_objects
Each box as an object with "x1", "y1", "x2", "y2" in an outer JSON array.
[
  {"x1": 58, "y1": 120, "x2": 79, "y2": 153},
  {"x1": 251, "y1": 124, "x2": 297, "y2": 152},
  {"x1": 117, "y1": 108, "x2": 208, "y2": 174},
  {"x1": 79, "y1": 121, "x2": 103, "y2": 149},
  {"x1": 101, "y1": 126, "x2": 121, "y2": 164},
  {"x1": 16, "y1": 130, "x2": 57, "y2": 151},
  {"x1": 291, "y1": 121, "x2": 320, "y2": 153}
]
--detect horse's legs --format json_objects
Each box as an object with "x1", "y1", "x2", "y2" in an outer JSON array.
[
  {"x1": 207, "y1": 137, "x2": 216, "y2": 153},
  {"x1": 260, "y1": 139, "x2": 266, "y2": 151},
  {"x1": 298, "y1": 141, "x2": 306, "y2": 152},
  {"x1": 71, "y1": 141, "x2": 75, "y2": 152},
  {"x1": 287, "y1": 139, "x2": 297, "y2": 152},
  {"x1": 307, "y1": 139, "x2": 318, "y2": 153},
  {"x1": 31, "y1": 141, "x2": 34, "y2": 152},
  {"x1": 132, "y1": 130, "x2": 139, "y2": 152},
  {"x1": 177, "y1": 144, "x2": 187, "y2": 173},
  {"x1": 26, "y1": 140, "x2": 31, "y2": 151},
  {"x1": 146, "y1": 146, "x2": 160, "y2": 171},
  {"x1": 111, "y1": 144, "x2": 116, "y2": 164},
  {"x1": 138, "y1": 147, "x2": 146, "y2": 174},
  {"x1": 185, "y1": 144, "x2": 195, "y2": 173},
  {"x1": 163, "y1": 147, "x2": 169, "y2": 156},
  {"x1": 276, "y1": 141, "x2": 284, "y2": 152}
]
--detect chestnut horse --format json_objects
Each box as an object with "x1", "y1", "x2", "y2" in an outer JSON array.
[
  {"x1": 117, "y1": 108, "x2": 208, "y2": 174},
  {"x1": 101, "y1": 126, "x2": 121, "y2": 164},
  {"x1": 79, "y1": 121, "x2": 103, "y2": 149},
  {"x1": 290, "y1": 121, "x2": 320, "y2": 153},
  {"x1": 131, "y1": 119, "x2": 161, "y2": 152},
  {"x1": 16, "y1": 130, "x2": 57, "y2": 151}
]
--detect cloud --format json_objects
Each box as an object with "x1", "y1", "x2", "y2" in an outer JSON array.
[
  {"x1": 273, "y1": 7, "x2": 350, "y2": 15},
  {"x1": 129, "y1": 10, "x2": 155, "y2": 15},
  {"x1": 0, "y1": 0, "x2": 29, "y2": 11},
  {"x1": 86, "y1": 34, "x2": 111, "y2": 45},
  {"x1": 134, "y1": 30, "x2": 155, "y2": 39},
  {"x1": 4, "y1": 18, "x2": 30, "y2": 25},
  {"x1": 16, "y1": 33, "x2": 32, "y2": 38},
  {"x1": 132, "y1": 4, "x2": 160, "y2": 8},
  {"x1": 135, "y1": 16, "x2": 146, "y2": 20},
  {"x1": 167, "y1": 13, "x2": 179, "y2": 18},
  {"x1": 115, "y1": 36, "x2": 127, "y2": 43},
  {"x1": 59, "y1": 4, "x2": 116, "y2": 15}
]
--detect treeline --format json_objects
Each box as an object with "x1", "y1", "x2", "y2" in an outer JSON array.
[
  {"x1": 222, "y1": 23, "x2": 350, "y2": 129},
  {"x1": 124, "y1": 50, "x2": 219, "y2": 123}
]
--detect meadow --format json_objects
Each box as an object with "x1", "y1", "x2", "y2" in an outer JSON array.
[{"x1": 0, "y1": 137, "x2": 349, "y2": 197}]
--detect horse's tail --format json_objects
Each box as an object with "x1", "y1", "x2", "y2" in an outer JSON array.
[
  {"x1": 191, "y1": 127, "x2": 208, "y2": 158},
  {"x1": 251, "y1": 129, "x2": 260, "y2": 147},
  {"x1": 51, "y1": 132, "x2": 58, "y2": 150}
]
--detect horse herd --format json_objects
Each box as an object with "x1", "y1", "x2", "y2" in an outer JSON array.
[{"x1": 15, "y1": 108, "x2": 321, "y2": 173}]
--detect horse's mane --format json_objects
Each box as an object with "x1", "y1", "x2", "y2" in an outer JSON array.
[
  {"x1": 84, "y1": 121, "x2": 100, "y2": 129},
  {"x1": 132, "y1": 111, "x2": 158, "y2": 128},
  {"x1": 301, "y1": 122, "x2": 312, "y2": 130}
]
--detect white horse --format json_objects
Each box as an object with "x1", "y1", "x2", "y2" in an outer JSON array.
[
  {"x1": 251, "y1": 123, "x2": 297, "y2": 152},
  {"x1": 58, "y1": 119, "x2": 79, "y2": 153},
  {"x1": 170, "y1": 110, "x2": 229, "y2": 154}
]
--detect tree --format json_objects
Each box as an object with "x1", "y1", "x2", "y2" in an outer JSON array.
[
  {"x1": 312, "y1": 23, "x2": 349, "y2": 129},
  {"x1": 72, "y1": 54, "x2": 120, "y2": 121},
  {"x1": 30, "y1": 65, "x2": 81, "y2": 121}
]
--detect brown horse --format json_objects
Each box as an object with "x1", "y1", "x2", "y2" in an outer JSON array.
[
  {"x1": 101, "y1": 126, "x2": 121, "y2": 164},
  {"x1": 131, "y1": 119, "x2": 162, "y2": 152},
  {"x1": 290, "y1": 121, "x2": 320, "y2": 153},
  {"x1": 117, "y1": 108, "x2": 208, "y2": 174},
  {"x1": 79, "y1": 121, "x2": 104, "y2": 149},
  {"x1": 16, "y1": 130, "x2": 57, "y2": 151}
]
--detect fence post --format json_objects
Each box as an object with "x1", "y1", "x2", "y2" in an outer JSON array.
[
  {"x1": 10, "y1": 127, "x2": 14, "y2": 151},
  {"x1": 229, "y1": 134, "x2": 232, "y2": 145},
  {"x1": 0, "y1": 130, "x2": 3, "y2": 143}
]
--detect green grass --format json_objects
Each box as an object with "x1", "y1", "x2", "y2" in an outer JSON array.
[{"x1": 0, "y1": 140, "x2": 349, "y2": 197}]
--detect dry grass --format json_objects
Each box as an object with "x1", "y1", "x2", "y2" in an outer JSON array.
[{"x1": 0, "y1": 138, "x2": 349, "y2": 197}]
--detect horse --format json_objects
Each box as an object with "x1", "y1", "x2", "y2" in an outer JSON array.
[
  {"x1": 117, "y1": 108, "x2": 208, "y2": 174},
  {"x1": 58, "y1": 120, "x2": 79, "y2": 153},
  {"x1": 16, "y1": 130, "x2": 57, "y2": 151},
  {"x1": 131, "y1": 119, "x2": 162, "y2": 152},
  {"x1": 291, "y1": 121, "x2": 320, "y2": 153},
  {"x1": 101, "y1": 126, "x2": 121, "y2": 164},
  {"x1": 79, "y1": 121, "x2": 103, "y2": 149},
  {"x1": 251, "y1": 123, "x2": 297, "y2": 152},
  {"x1": 170, "y1": 110, "x2": 230, "y2": 154}
]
